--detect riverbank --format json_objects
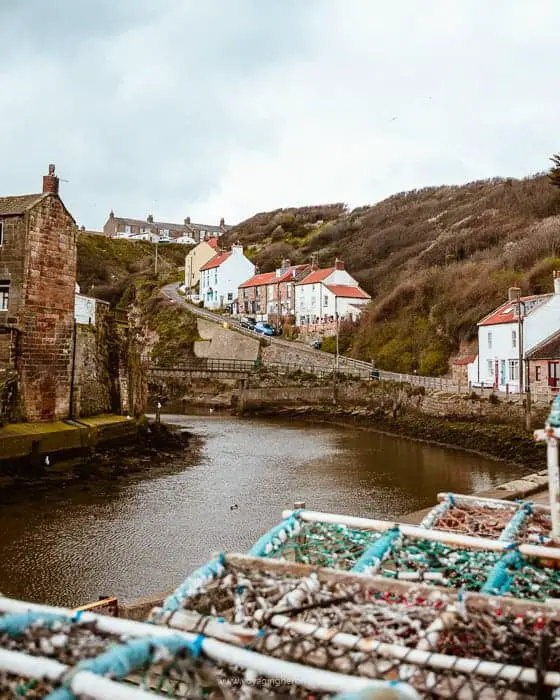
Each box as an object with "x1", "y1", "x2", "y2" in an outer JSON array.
[{"x1": 244, "y1": 404, "x2": 546, "y2": 472}]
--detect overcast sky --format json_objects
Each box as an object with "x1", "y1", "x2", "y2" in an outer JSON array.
[{"x1": 0, "y1": 0, "x2": 558, "y2": 229}]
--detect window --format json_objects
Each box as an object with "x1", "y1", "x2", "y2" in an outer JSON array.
[
  {"x1": 311, "y1": 296, "x2": 315, "y2": 307},
  {"x1": 0, "y1": 220, "x2": 3, "y2": 246},
  {"x1": 243, "y1": 288, "x2": 248, "y2": 300},
  {"x1": 0, "y1": 280, "x2": 9, "y2": 310},
  {"x1": 512, "y1": 330, "x2": 517, "y2": 349},
  {"x1": 324, "y1": 295, "x2": 329, "y2": 307},
  {"x1": 535, "y1": 365, "x2": 542, "y2": 381},
  {"x1": 509, "y1": 360, "x2": 519, "y2": 381},
  {"x1": 487, "y1": 359, "x2": 493, "y2": 377},
  {"x1": 227, "y1": 292, "x2": 233, "y2": 301},
  {"x1": 487, "y1": 332, "x2": 492, "y2": 349}
]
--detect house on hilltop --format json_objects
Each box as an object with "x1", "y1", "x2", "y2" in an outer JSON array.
[
  {"x1": 103, "y1": 211, "x2": 231, "y2": 244},
  {"x1": 295, "y1": 259, "x2": 370, "y2": 328},
  {"x1": 237, "y1": 260, "x2": 310, "y2": 322},
  {"x1": 199, "y1": 243, "x2": 254, "y2": 310}
]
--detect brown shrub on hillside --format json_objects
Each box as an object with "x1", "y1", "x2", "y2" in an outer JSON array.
[{"x1": 226, "y1": 174, "x2": 560, "y2": 374}]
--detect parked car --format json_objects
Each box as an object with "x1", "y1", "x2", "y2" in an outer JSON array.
[
  {"x1": 254, "y1": 322, "x2": 274, "y2": 336},
  {"x1": 188, "y1": 293, "x2": 201, "y2": 304},
  {"x1": 312, "y1": 340, "x2": 322, "y2": 350},
  {"x1": 240, "y1": 316, "x2": 256, "y2": 330},
  {"x1": 370, "y1": 368, "x2": 380, "y2": 379}
]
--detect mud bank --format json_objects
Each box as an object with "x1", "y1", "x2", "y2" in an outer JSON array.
[{"x1": 245, "y1": 404, "x2": 545, "y2": 472}]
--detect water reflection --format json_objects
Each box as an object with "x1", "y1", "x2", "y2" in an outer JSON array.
[{"x1": 0, "y1": 415, "x2": 524, "y2": 606}]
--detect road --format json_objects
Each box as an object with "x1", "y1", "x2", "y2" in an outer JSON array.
[{"x1": 161, "y1": 283, "x2": 371, "y2": 373}]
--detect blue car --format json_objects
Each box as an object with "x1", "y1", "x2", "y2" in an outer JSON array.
[{"x1": 254, "y1": 322, "x2": 274, "y2": 336}]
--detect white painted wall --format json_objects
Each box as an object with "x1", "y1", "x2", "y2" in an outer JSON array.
[
  {"x1": 75, "y1": 294, "x2": 97, "y2": 325},
  {"x1": 295, "y1": 269, "x2": 368, "y2": 325},
  {"x1": 524, "y1": 291, "x2": 560, "y2": 350},
  {"x1": 476, "y1": 322, "x2": 521, "y2": 391},
  {"x1": 200, "y1": 247, "x2": 254, "y2": 309}
]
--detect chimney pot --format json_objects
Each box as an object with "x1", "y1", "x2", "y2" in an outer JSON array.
[
  {"x1": 184, "y1": 216, "x2": 191, "y2": 225},
  {"x1": 220, "y1": 217, "x2": 225, "y2": 227},
  {"x1": 335, "y1": 258, "x2": 345, "y2": 270},
  {"x1": 42, "y1": 163, "x2": 59, "y2": 195},
  {"x1": 508, "y1": 286, "x2": 521, "y2": 303}
]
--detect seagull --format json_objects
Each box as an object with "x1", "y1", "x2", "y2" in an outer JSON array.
[
  {"x1": 230, "y1": 504, "x2": 238, "y2": 511},
  {"x1": 44, "y1": 456, "x2": 50, "y2": 466}
]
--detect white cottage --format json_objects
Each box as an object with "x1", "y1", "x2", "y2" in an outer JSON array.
[
  {"x1": 468, "y1": 275, "x2": 560, "y2": 391},
  {"x1": 199, "y1": 243, "x2": 255, "y2": 310},
  {"x1": 295, "y1": 260, "x2": 370, "y2": 326}
]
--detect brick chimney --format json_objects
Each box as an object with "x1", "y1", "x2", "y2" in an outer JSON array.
[
  {"x1": 184, "y1": 216, "x2": 191, "y2": 225},
  {"x1": 311, "y1": 252, "x2": 319, "y2": 271},
  {"x1": 220, "y1": 217, "x2": 225, "y2": 227},
  {"x1": 42, "y1": 163, "x2": 59, "y2": 195},
  {"x1": 508, "y1": 284, "x2": 521, "y2": 302},
  {"x1": 335, "y1": 258, "x2": 345, "y2": 270}
]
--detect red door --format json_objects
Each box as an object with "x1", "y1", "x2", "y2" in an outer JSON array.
[{"x1": 548, "y1": 361, "x2": 560, "y2": 389}]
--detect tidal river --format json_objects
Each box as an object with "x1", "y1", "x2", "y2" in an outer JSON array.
[{"x1": 0, "y1": 415, "x2": 525, "y2": 607}]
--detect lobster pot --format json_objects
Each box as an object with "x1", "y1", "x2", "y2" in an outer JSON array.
[
  {"x1": 421, "y1": 493, "x2": 552, "y2": 544},
  {"x1": 154, "y1": 555, "x2": 560, "y2": 699},
  {"x1": 0, "y1": 600, "x2": 416, "y2": 700}
]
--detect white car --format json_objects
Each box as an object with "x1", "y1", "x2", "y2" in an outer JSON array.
[{"x1": 188, "y1": 294, "x2": 201, "y2": 304}]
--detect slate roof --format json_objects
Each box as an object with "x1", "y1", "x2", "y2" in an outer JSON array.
[
  {"x1": 0, "y1": 193, "x2": 47, "y2": 216},
  {"x1": 526, "y1": 331, "x2": 560, "y2": 360},
  {"x1": 110, "y1": 215, "x2": 231, "y2": 234},
  {"x1": 325, "y1": 284, "x2": 370, "y2": 299}
]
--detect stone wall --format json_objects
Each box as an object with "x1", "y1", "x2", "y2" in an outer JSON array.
[
  {"x1": 18, "y1": 196, "x2": 77, "y2": 420},
  {"x1": 0, "y1": 370, "x2": 20, "y2": 425},
  {"x1": 194, "y1": 318, "x2": 260, "y2": 361}
]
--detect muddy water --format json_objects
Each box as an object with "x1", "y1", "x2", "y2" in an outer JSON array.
[{"x1": 0, "y1": 415, "x2": 524, "y2": 606}]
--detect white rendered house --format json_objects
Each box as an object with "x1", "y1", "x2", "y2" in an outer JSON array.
[
  {"x1": 199, "y1": 244, "x2": 255, "y2": 310},
  {"x1": 295, "y1": 260, "x2": 370, "y2": 326},
  {"x1": 468, "y1": 275, "x2": 560, "y2": 391}
]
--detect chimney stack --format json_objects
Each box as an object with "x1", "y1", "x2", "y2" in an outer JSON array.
[
  {"x1": 311, "y1": 252, "x2": 319, "y2": 271},
  {"x1": 147, "y1": 214, "x2": 154, "y2": 224},
  {"x1": 184, "y1": 216, "x2": 191, "y2": 225},
  {"x1": 508, "y1": 285, "x2": 521, "y2": 303},
  {"x1": 335, "y1": 258, "x2": 345, "y2": 270},
  {"x1": 220, "y1": 217, "x2": 225, "y2": 227},
  {"x1": 42, "y1": 163, "x2": 59, "y2": 195}
]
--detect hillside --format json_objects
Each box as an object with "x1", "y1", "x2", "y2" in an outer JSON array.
[
  {"x1": 222, "y1": 174, "x2": 560, "y2": 374},
  {"x1": 77, "y1": 234, "x2": 198, "y2": 364}
]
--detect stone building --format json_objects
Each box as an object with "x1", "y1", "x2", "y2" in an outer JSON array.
[{"x1": 0, "y1": 166, "x2": 77, "y2": 421}]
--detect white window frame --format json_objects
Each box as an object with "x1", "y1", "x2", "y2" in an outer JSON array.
[
  {"x1": 0, "y1": 280, "x2": 9, "y2": 311},
  {"x1": 324, "y1": 295, "x2": 329, "y2": 307},
  {"x1": 509, "y1": 360, "x2": 519, "y2": 381},
  {"x1": 487, "y1": 359, "x2": 493, "y2": 377},
  {"x1": 512, "y1": 330, "x2": 517, "y2": 350}
]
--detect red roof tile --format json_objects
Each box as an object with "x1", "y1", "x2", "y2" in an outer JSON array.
[
  {"x1": 200, "y1": 251, "x2": 232, "y2": 271},
  {"x1": 325, "y1": 284, "x2": 370, "y2": 299},
  {"x1": 239, "y1": 265, "x2": 309, "y2": 288},
  {"x1": 297, "y1": 267, "x2": 335, "y2": 285},
  {"x1": 478, "y1": 294, "x2": 551, "y2": 326},
  {"x1": 239, "y1": 271, "x2": 277, "y2": 288},
  {"x1": 453, "y1": 354, "x2": 477, "y2": 366},
  {"x1": 207, "y1": 237, "x2": 219, "y2": 249}
]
